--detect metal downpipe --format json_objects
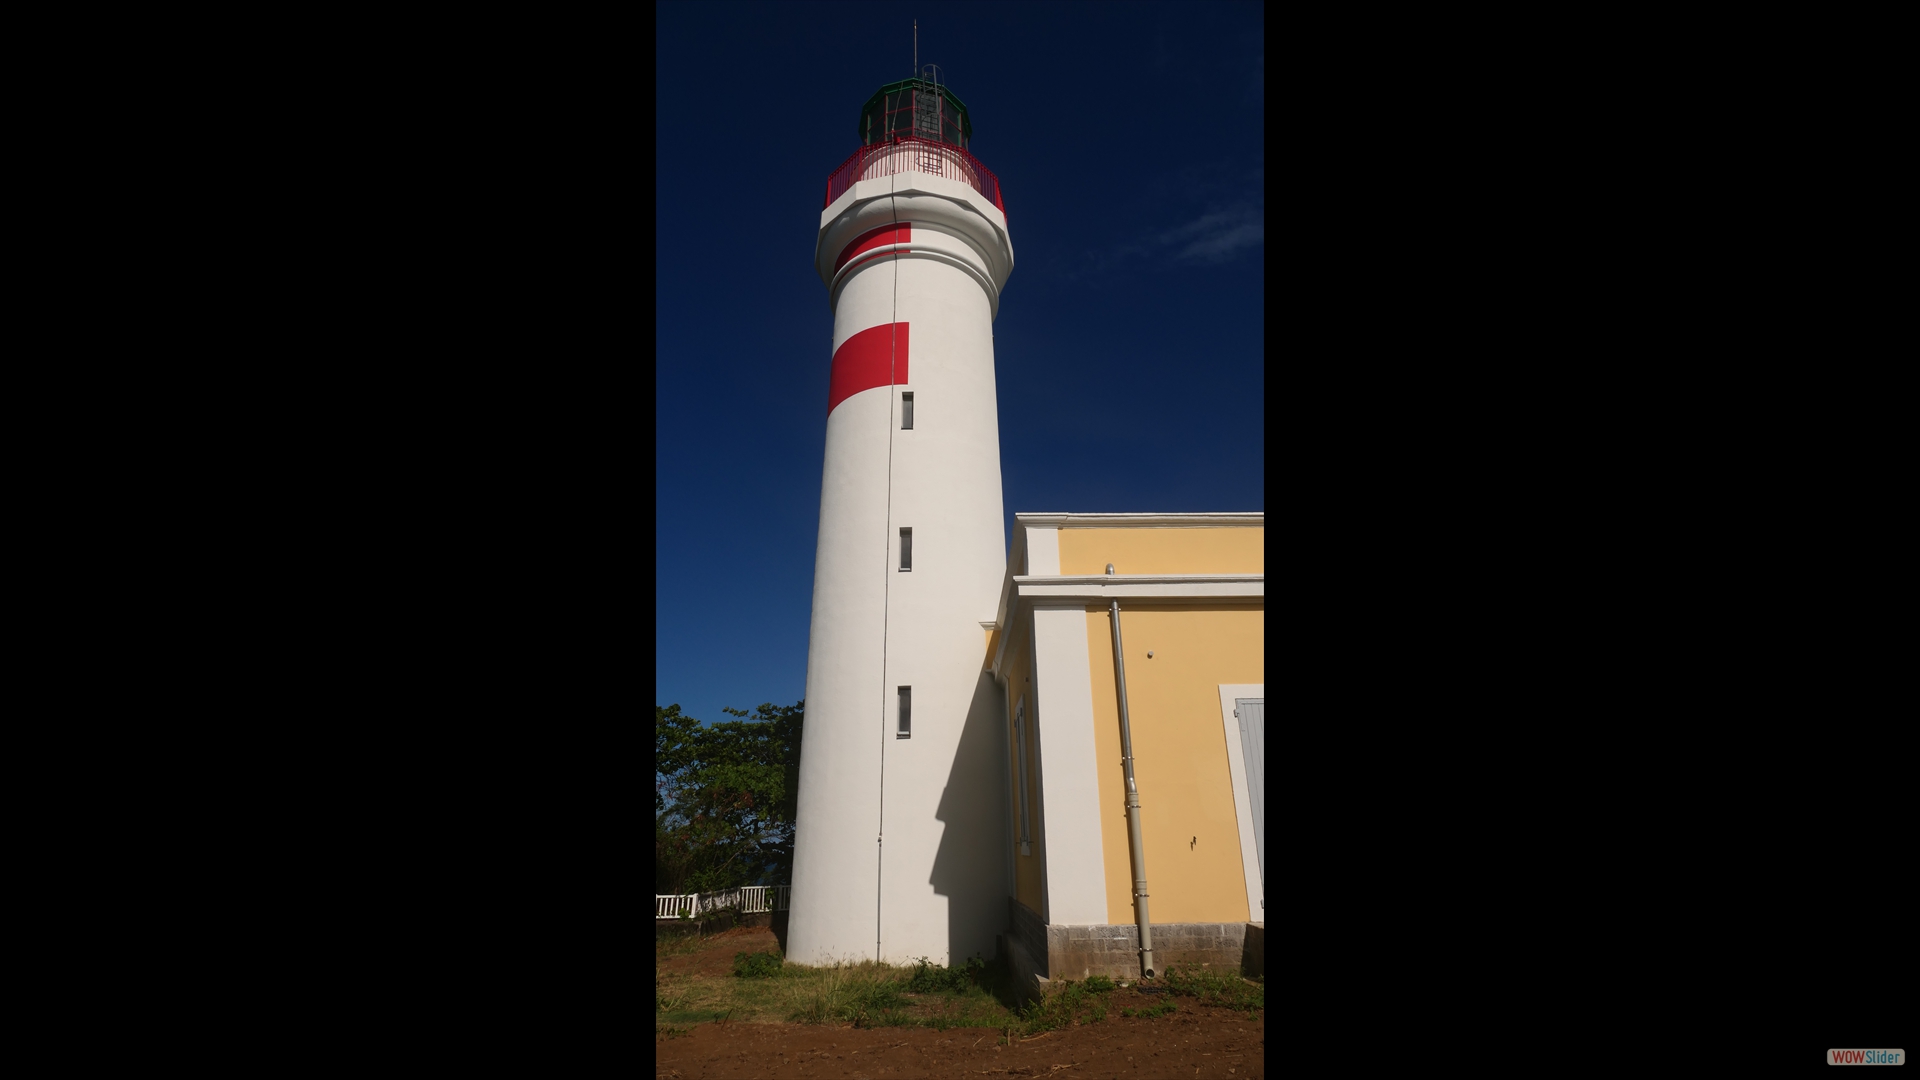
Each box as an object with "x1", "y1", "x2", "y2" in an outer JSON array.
[{"x1": 1108, "y1": 585, "x2": 1155, "y2": 979}]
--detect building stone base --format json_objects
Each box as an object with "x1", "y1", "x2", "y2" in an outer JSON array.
[
  {"x1": 995, "y1": 931, "x2": 1050, "y2": 1006},
  {"x1": 1242, "y1": 922, "x2": 1264, "y2": 978},
  {"x1": 1005, "y1": 898, "x2": 1258, "y2": 991}
]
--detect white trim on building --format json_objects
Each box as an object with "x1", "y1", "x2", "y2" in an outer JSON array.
[
  {"x1": 1028, "y1": 604, "x2": 1110, "y2": 926},
  {"x1": 1014, "y1": 512, "x2": 1264, "y2": 528},
  {"x1": 1025, "y1": 526, "x2": 1060, "y2": 575},
  {"x1": 991, "y1": 575, "x2": 1264, "y2": 682},
  {"x1": 1014, "y1": 575, "x2": 1265, "y2": 601},
  {"x1": 1217, "y1": 684, "x2": 1265, "y2": 922}
]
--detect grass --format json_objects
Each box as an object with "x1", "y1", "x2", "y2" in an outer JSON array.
[
  {"x1": 733, "y1": 951, "x2": 784, "y2": 979},
  {"x1": 654, "y1": 936, "x2": 1264, "y2": 1036},
  {"x1": 655, "y1": 933, "x2": 707, "y2": 958},
  {"x1": 1160, "y1": 965, "x2": 1266, "y2": 1017},
  {"x1": 782, "y1": 957, "x2": 1008, "y2": 1028},
  {"x1": 656, "y1": 941, "x2": 1022, "y2": 1032},
  {"x1": 1021, "y1": 964, "x2": 1261, "y2": 1032},
  {"x1": 1016, "y1": 973, "x2": 1115, "y2": 1034}
]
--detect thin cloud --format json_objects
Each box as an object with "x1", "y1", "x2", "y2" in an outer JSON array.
[
  {"x1": 1160, "y1": 206, "x2": 1264, "y2": 264},
  {"x1": 1065, "y1": 200, "x2": 1264, "y2": 280}
]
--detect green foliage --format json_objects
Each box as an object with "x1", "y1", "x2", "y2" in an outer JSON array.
[
  {"x1": 865, "y1": 1007, "x2": 919, "y2": 1028},
  {"x1": 1083, "y1": 974, "x2": 1116, "y2": 993},
  {"x1": 658, "y1": 1007, "x2": 730, "y2": 1025},
  {"x1": 856, "y1": 981, "x2": 912, "y2": 1012},
  {"x1": 1120, "y1": 999, "x2": 1178, "y2": 1019},
  {"x1": 1018, "y1": 976, "x2": 1112, "y2": 1033},
  {"x1": 654, "y1": 972, "x2": 732, "y2": 1027},
  {"x1": 785, "y1": 965, "x2": 850, "y2": 1024},
  {"x1": 906, "y1": 954, "x2": 993, "y2": 995},
  {"x1": 785, "y1": 961, "x2": 914, "y2": 1027},
  {"x1": 1159, "y1": 965, "x2": 1265, "y2": 1015},
  {"x1": 774, "y1": 956, "x2": 1024, "y2": 1029},
  {"x1": 732, "y1": 950, "x2": 784, "y2": 979},
  {"x1": 655, "y1": 701, "x2": 805, "y2": 895}
]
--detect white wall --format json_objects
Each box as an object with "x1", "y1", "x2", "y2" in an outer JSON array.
[{"x1": 789, "y1": 167, "x2": 1016, "y2": 967}]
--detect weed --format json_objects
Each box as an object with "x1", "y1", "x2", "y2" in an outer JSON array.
[
  {"x1": 1083, "y1": 974, "x2": 1115, "y2": 994},
  {"x1": 1017, "y1": 977, "x2": 1110, "y2": 1034},
  {"x1": 659, "y1": 1009, "x2": 731, "y2": 1025},
  {"x1": 863, "y1": 982, "x2": 913, "y2": 1010},
  {"x1": 786, "y1": 964, "x2": 850, "y2": 1024},
  {"x1": 733, "y1": 951, "x2": 783, "y2": 979},
  {"x1": 906, "y1": 953, "x2": 998, "y2": 995},
  {"x1": 655, "y1": 933, "x2": 705, "y2": 958},
  {"x1": 1160, "y1": 965, "x2": 1264, "y2": 1015},
  {"x1": 656, "y1": 987, "x2": 693, "y2": 1013},
  {"x1": 847, "y1": 978, "x2": 911, "y2": 1026},
  {"x1": 1120, "y1": 1000, "x2": 1178, "y2": 1019}
]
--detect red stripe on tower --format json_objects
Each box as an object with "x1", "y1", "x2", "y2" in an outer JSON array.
[
  {"x1": 835, "y1": 222, "x2": 912, "y2": 272},
  {"x1": 827, "y1": 322, "x2": 909, "y2": 416}
]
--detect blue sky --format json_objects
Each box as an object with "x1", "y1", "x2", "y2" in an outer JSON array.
[{"x1": 657, "y1": 1, "x2": 1264, "y2": 726}]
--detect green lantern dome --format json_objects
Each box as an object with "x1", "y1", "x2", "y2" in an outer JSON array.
[{"x1": 857, "y1": 76, "x2": 972, "y2": 150}]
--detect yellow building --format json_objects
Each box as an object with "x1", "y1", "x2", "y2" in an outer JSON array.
[{"x1": 985, "y1": 512, "x2": 1263, "y2": 990}]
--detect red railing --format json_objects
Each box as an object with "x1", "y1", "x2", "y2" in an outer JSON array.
[{"x1": 822, "y1": 135, "x2": 1007, "y2": 221}]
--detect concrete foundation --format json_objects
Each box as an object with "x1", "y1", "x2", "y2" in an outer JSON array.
[
  {"x1": 996, "y1": 931, "x2": 1050, "y2": 1005},
  {"x1": 1242, "y1": 922, "x2": 1264, "y2": 978},
  {"x1": 1046, "y1": 920, "x2": 1249, "y2": 981},
  {"x1": 1003, "y1": 898, "x2": 1254, "y2": 989}
]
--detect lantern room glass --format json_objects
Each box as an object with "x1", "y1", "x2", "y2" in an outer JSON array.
[{"x1": 858, "y1": 78, "x2": 971, "y2": 150}]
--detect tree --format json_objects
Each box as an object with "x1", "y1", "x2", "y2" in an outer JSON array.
[{"x1": 655, "y1": 700, "x2": 804, "y2": 896}]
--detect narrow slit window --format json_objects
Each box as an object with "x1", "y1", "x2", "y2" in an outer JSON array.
[
  {"x1": 899, "y1": 528, "x2": 912, "y2": 571},
  {"x1": 900, "y1": 392, "x2": 914, "y2": 429},
  {"x1": 897, "y1": 686, "x2": 911, "y2": 739}
]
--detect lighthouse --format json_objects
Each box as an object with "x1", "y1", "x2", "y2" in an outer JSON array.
[{"x1": 787, "y1": 70, "x2": 1016, "y2": 967}]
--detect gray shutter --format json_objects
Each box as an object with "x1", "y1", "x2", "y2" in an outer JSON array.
[{"x1": 1235, "y1": 698, "x2": 1265, "y2": 896}]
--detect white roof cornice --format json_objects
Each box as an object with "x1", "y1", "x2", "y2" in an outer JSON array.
[
  {"x1": 1013, "y1": 512, "x2": 1264, "y2": 528},
  {"x1": 1015, "y1": 574, "x2": 1264, "y2": 602}
]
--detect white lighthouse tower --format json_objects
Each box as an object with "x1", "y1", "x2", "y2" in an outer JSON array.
[{"x1": 787, "y1": 71, "x2": 1016, "y2": 967}]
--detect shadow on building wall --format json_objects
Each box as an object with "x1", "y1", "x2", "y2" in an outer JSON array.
[{"x1": 926, "y1": 670, "x2": 1011, "y2": 967}]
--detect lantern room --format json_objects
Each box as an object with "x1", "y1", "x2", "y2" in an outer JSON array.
[{"x1": 857, "y1": 73, "x2": 972, "y2": 150}]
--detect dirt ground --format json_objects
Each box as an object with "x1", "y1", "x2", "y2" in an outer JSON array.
[
  {"x1": 654, "y1": 1011, "x2": 1265, "y2": 1078},
  {"x1": 655, "y1": 927, "x2": 1264, "y2": 1078},
  {"x1": 657, "y1": 926, "x2": 783, "y2": 978}
]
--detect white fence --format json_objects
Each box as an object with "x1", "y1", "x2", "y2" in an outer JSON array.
[{"x1": 656, "y1": 885, "x2": 790, "y2": 919}]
